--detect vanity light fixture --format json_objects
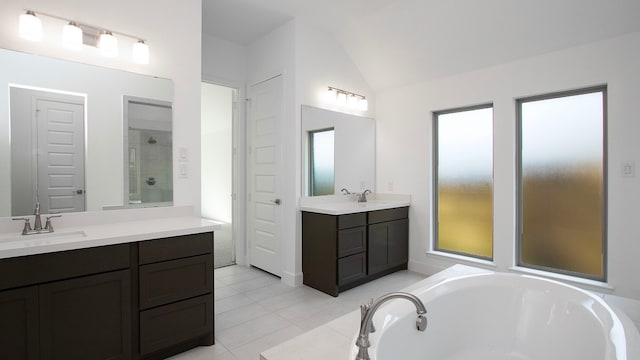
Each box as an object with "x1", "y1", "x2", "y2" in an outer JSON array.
[
  {"x1": 99, "y1": 31, "x2": 118, "y2": 57},
  {"x1": 326, "y1": 86, "x2": 368, "y2": 111},
  {"x1": 17, "y1": 9, "x2": 150, "y2": 64},
  {"x1": 19, "y1": 10, "x2": 42, "y2": 41},
  {"x1": 132, "y1": 40, "x2": 149, "y2": 64},
  {"x1": 62, "y1": 22, "x2": 83, "y2": 50}
]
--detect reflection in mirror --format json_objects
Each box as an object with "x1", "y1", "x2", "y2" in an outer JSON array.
[
  {"x1": 301, "y1": 105, "x2": 375, "y2": 197},
  {"x1": 10, "y1": 87, "x2": 86, "y2": 216},
  {"x1": 309, "y1": 128, "x2": 335, "y2": 196},
  {"x1": 124, "y1": 97, "x2": 173, "y2": 207},
  {"x1": 0, "y1": 48, "x2": 173, "y2": 216}
]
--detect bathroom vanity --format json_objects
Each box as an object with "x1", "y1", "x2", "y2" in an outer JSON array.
[
  {"x1": 301, "y1": 196, "x2": 410, "y2": 296},
  {"x1": 0, "y1": 207, "x2": 219, "y2": 360}
]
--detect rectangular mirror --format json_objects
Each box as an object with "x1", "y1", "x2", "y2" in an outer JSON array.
[
  {"x1": 301, "y1": 105, "x2": 375, "y2": 196},
  {"x1": 0, "y1": 48, "x2": 173, "y2": 217}
]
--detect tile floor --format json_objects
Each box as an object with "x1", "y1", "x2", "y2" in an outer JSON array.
[{"x1": 168, "y1": 265, "x2": 427, "y2": 360}]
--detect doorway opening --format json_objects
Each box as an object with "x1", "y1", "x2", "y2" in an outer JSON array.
[{"x1": 201, "y1": 82, "x2": 236, "y2": 268}]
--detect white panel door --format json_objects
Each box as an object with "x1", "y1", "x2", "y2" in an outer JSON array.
[
  {"x1": 247, "y1": 75, "x2": 283, "y2": 276},
  {"x1": 36, "y1": 99, "x2": 85, "y2": 213}
]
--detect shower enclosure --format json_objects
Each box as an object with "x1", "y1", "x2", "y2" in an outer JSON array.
[{"x1": 124, "y1": 96, "x2": 173, "y2": 207}]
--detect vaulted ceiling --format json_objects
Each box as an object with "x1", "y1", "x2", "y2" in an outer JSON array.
[{"x1": 202, "y1": 0, "x2": 640, "y2": 90}]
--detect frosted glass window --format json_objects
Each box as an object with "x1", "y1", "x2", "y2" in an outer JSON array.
[
  {"x1": 434, "y1": 106, "x2": 493, "y2": 259},
  {"x1": 309, "y1": 129, "x2": 335, "y2": 196},
  {"x1": 518, "y1": 88, "x2": 605, "y2": 280}
]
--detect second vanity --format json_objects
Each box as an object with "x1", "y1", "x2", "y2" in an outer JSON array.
[
  {"x1": 300, "y1": 195, "x2": 410, "y2": 296},
  {"x1": 0, "y1": 206, "x2": 220, "y2": 360}
]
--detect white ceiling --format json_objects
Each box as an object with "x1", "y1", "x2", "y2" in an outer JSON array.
[{"x1": 202, "y1": 0, "x2": 640, "y2": 90}]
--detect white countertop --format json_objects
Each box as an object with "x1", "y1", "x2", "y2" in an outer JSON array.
[
  {"x1": 299, "y1": 193, "x2": 411, "y2": 215},
  {"x1": 260, "y1": 265, "x2": 491, "y2": 360},
  {"x1": 0, "y1": 206, "x2": 221, "y2": 259}
]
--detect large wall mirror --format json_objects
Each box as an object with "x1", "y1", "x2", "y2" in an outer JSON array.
[
  {"x1": 0, "y1": 48, "x2": 173, "y2": 217},
  {"x1": 301, "y1": 105, "x2": 375, "y2": 197}
]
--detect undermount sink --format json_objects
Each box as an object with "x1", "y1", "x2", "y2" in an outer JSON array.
[{"x1": 0, "y1": 230, "x2": 87, "y2": 244}]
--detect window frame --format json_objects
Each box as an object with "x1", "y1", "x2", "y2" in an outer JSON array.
[
  {"x1": 432, "y1": 103, "x2": 495, "y2": 261},
  {"x1": 515, "y1": 85, "x2": 608, "y2": 282},
  {"x1": 308, "y1": 127, "x2": 335, "y2": 196}
]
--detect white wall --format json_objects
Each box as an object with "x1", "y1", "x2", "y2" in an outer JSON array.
[
  {"x1": 201, "y1": 82, "x2": 233, "y2": 222},
  {"x1": 377, "y1": 32, "x2": 640, "y2": 300},
  {"x1": 0, "y1": 0, "x2": 202, "y2": 215}
]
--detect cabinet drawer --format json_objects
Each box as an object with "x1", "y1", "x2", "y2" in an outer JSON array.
[
  {"x1": 139, "y1": 294, "x2": 213, "y2": 356},
  {"x1": 368, "y1": 207, "x2": 408, "y2": 224},
  {"x1": 139, "y1": 232, "x2": 213, "y2": 265},
  {"x1": 338, "y1": 253, "x2": 367, "y2": 286},
  {"x1": 0, "y1": 244, "x2": 130, "y2": 291},
  {"x1": 338, "y1": 212, "x2": 366, "y2": 230},
  {"x1": 337, "y1": 226, "x2": 366, "y2": 258},
  {"x1": 139, "y1": 255, "x2": 212, "y2": 310}
]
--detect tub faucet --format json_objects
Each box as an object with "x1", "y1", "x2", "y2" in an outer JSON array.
[
  {"x1": 357, "y1": 189, "x2": 372, "y2": 203},
  {"x1": 355, "y1": 292, "x2": 427, "y2": 360}
]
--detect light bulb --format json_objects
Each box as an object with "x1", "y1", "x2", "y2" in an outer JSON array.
[
  {"x1": 358, "y1": 98, "x2": 368, "y2": 111},
  {"x1": 337, "y1": 92, "x2": 347, "y2": 105},
  {"x1": 99, "y1": 31, "x2": 118, "y2": 58},
  {"x1": 62, "y1": 22, "x2": 83, "y2": 50},
  {"x1": 326, "y1": 87, "x2": 337, "y2": 102},
  {"x1": 347, "y1": 94, "x2": 359, "y2": 108},
  {"x1": 132, "y1": 40, "x2": 149, "y2": 64},
  {"x1": 19, "y1": 11, "x2": 42, "y2": 42}
]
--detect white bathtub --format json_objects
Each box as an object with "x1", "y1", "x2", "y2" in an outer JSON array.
[{"x1": 352, "y1": 273, "x2": 640, "y2": 360}]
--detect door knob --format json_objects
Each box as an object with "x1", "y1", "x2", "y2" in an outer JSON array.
[
  {"x1": 271, "y1": 199, "x2": 281, "y2": 205},
  {"x1": 76, "y1": 189, "x2": 84, "y2": 195}
]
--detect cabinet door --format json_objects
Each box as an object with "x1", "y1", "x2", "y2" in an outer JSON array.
[
  {"x1": 39, "y1": 270, "x2": 131, "y2": 360},
  {"x1": 0, "y1": 286, "x2": 38, "y2": 360},
  {"x1": 368, "y1": 222, "x2": 388, "y2": 276},
  {"x1": 368, "y1": 219, "x2": 409, "y2": 275},
  {"x1": 338, "y1": 253, "x2": 367, "y2": 286},
  {"x1": 337, "y1": 226, "x2": 366, "y2": 258},
  {"x1": 139, "y1": 254, "x2": 213, "y2": 310},
  {"x1": 387, "y1": 218, "x2": 409, "y2": 267}
]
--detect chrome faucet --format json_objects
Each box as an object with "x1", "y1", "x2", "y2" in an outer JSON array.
[
  {"x1": 12, "y1": 202, "x2": 62, "y2": 235},
  {"x1": 33, "y1": 202, "x2": 43, "y2": 231},
  {"x1": 357, "y1": 189, "x2": 372, "y2": 203},
  {"x1": 355, "y1": 292, "x2": 427, "y2": 360},
  {"x1": 341, "y1": 188, "x2": 351, "y2": 195}
]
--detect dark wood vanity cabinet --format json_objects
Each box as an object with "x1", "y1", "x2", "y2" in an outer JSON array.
[
  {"x1": 0, "y1": 231, "x2": 214, "y2": 360},
  {"x1": 0, "y1": 244, "x2": 132, "y2": 360},
  {"x1": 302, "y1": 207, "x2": 409, "y2": 296},
  {"x1": 137, "y1": 232, "x2": 214, "y2": 359}
]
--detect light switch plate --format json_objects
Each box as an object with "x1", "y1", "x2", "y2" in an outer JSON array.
[
  {"x1": 179, "y1": 163, "x2": 188, "y2": 179},
  {"x1": 179, "y1": 147, "x2": 189, "y2": 162}
]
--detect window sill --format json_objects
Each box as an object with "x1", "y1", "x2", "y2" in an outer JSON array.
[
  {"x1": 508, "y1": 266, "x2": 614, "y2": 294},
  {"x1": 426, "y1": 250, "x2": 497, "y2": 269}
]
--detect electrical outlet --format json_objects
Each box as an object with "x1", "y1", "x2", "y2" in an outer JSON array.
[
  {"x1": 387, "y1": 181, "x2": 394, "y2": 192},
  {"x1": 622, "y1": 161, "x2": 635, "y2": 178},
  {"x1": 179, "y1": 163, "x2": 188, "y2": 179}
]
